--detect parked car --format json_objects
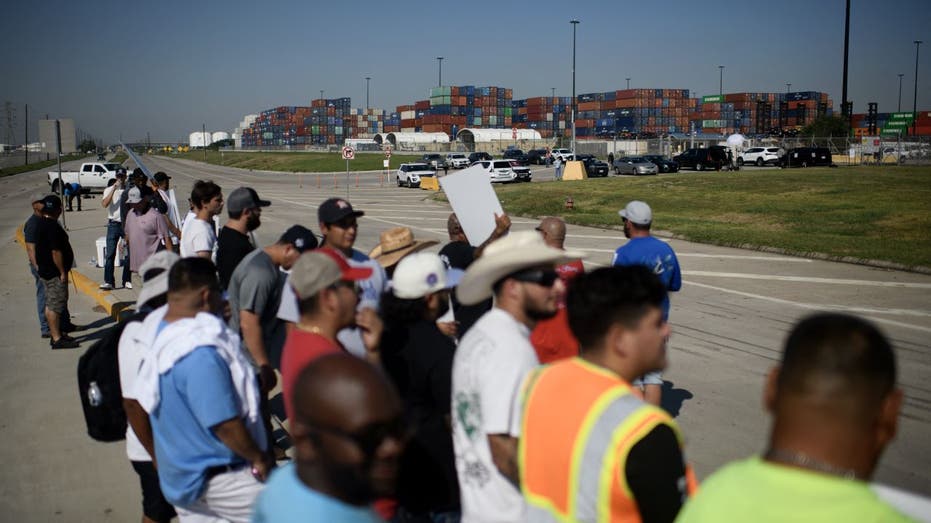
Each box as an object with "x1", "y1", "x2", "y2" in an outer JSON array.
[
  {"x1": 396, "y1": 163, "x2": 436, "y2": 188},
  {"x1": 613, "y1": 156, "x2": 659, "y2": 175},
  {"x1": 468, "y1": 151, "x2": 493, "y2": 164},
  {"x1": 780, "y1": 147, "x2": 834, "y2": 168},
  {"x1": 502, "y1": 148, "x2": 530, "y2": 165},
  {"x1": 526, "y1": 148, "x2": 549, "y2": 165},
  {"x1": 474, "y1": 159, "x2": 532, "y2": 183},
  {"x1": 641, "y1": 154, "x2": 679, "y2": 173},
  {"x1": 673, "y1": 147, "x2": 728, "y2": 171},
  {"x1": 445, "y1": 153, "x2": 470, "y2": 168},
  {"x1": 551, "y1": 148, "x2": 575, "y2": 162},
  {"x1": 576, "y1": 154, "x2": 609, "y2": 177},
  {"x1": 420, "y1": 153, "x2": 446, "y2": 170},
  {"x1": 738, "y1": 147, "x2": 782, "y2": 166},
  {"x1": 47, "y1": 162, "x2": 123, "y2": 193}
]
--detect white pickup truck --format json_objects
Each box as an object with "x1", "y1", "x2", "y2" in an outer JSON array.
[{"x1": 48, "y1": 162, "x2": 123, "y2": 193}]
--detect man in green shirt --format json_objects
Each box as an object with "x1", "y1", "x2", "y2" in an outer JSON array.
[{"x1": 677, "y1": 313, "x2": 912, "y2": 522}]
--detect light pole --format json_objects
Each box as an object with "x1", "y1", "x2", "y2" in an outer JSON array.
[
  {"x1": 626, "y1": 77, "x2": 630, "y2": 89},
  {"x1": 898, "y1": 73, "x2": 904, "y2": 112},
  {"x1": 914, "y1": 40, "x2": 922, "y2": 135},
  {"x1": 570, "y1": 19, "x2": 579, "y2": 155},
  {"x1": 437, "y1": 56, "x2": 443, "y2": 87},
  {"x1": 718, "y1": 65, "x2": 724, "y2": 95},
  {"x1": 319, "y1": 89, "x2": 324, "y2": 101},
  {"x1": 365, "y1": 76, "x2": 371, "y2": 110},
  {"x1": 786, "y1": 83, "x2": 791, "y2": 93}
]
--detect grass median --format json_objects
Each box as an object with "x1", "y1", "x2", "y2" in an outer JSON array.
[
  {"x1": 0, "y1": 154, "x2": 88, "y2": 177},
  {"x1": 157, "y1": 150, "x2": 423, "y2": 172},
  {"x1": 492, "y1": 166, "x2": 931, "y2": 269}
]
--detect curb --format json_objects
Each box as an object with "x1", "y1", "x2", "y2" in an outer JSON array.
[{"x1": 15, "y1": 227, "x2": 128, "y2": 321}]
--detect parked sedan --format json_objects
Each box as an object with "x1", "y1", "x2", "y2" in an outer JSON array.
[
  {"x1": 576, "y1": 154, "x2": 610, "y2": 177},
  {"x1": 396, "y1": 163, "x2": 436, "y2": 188},
  {"x1": 642, "y1": 154, "x2": 679, "y2": 173},
  {"x1": 445, "y1": 153, "x2": 470, "y2": 168},
  {"x1": 474, "y1": 159, "x2": 532, "y2": 183},
  {"x1": 613, "y1": 156, "x2": 659, "y2": 175}
]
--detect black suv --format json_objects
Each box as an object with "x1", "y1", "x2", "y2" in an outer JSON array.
[
  {"x1": 673, "y1": 146, "x2": 728, "y2": 171},
  {"x1": 468, "y1": 151, "x2": 493, "y2": 164},
  {"x1": 576, "y1": 154, "x2": 609, "y2": 177},
  {"x1": 780, "y1": 147, "x2": 833, "y2": 168},
  {"x1": 526, "y1": 149, "x2": 548, "y2": 165},
  {"x1": 421, "y1": 153, "x2": 446, "y2": 169},
  {"x1": 502, "y1": 148, "x2": 530, "y2": 165},
  {"x1": 642, "y1": 155, "x2": 679, "y2": 173}
]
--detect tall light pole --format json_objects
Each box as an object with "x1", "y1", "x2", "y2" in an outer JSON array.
[
  {"x1": 570, "y1": 19, "x2": 579, "y2": 154},
  {"x1": 551, "y1": 87, "x2": 556, "y2": 139},
  {"x1": 319, "y1": 89, "x2": 324, "y2": 101},
  {"x1": 786, "y1": 83, "x2": 791, "y2": 93},
  {"x1": 718, "y1": 65, "x2": 725, "y2": 95},
  {"x1": 626, "y1": 77, "x2": 630, "y2": 89},
  {"x1": 898, "y1": 73, "x2": 904, "y2": 112},
  {"x1": 914, "y1": 40, "x2": 922, "y2": 135},
  {"x1": 365, "y1": 76, "x2": 371, "y2": 110},
  {"x1": 437, "y1": 56, "x2": 444, "y2": 87}
]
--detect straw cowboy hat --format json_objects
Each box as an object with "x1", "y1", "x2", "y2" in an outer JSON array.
[
  {"x1": 368, "y1": 227, "x2": 439, "y2": 268},
  {"x1": 456, "y1": 230, "x2": 586, "y2": 305}
]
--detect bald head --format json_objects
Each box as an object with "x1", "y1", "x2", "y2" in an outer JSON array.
[
  {"x1": 447, "y1": 213, "x2": 466, "y2": 241},
  {"x1": 292, "y1": 354, "x2": 401, "y2": 427},
  {"x1": 536, "y1": 216, "x2": 567, "y2": 249}
]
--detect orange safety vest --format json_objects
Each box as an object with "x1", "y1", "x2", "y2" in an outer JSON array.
[{"x1": 518, "y1": 358, "x2": 697, "y2": 522}]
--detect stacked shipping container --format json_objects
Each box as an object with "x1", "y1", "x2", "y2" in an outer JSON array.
[
  {"x1": 692, "y1": 91, "x2": 832, "y2": 135},
  {"x1": 240, "y1": 98, "x2": 353, "y2": 147},
  {"x1": 410, "y1": 86, "x2": 513, "y2": 137},
  {"x1": 850, "y1": 111, "x2": 931, "y2": 137}
]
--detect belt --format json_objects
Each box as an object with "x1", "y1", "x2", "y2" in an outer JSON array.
[
  {"x1": 204, "y1": 462, "x2": 248, "y2": 480},
  {"x1": 108, "y1": 219, "x2": 122, "y2": 224}
]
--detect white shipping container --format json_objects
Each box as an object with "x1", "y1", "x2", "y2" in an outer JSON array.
[{"x1": 401, "y1": 111, "x2": 416, "y2": 120}]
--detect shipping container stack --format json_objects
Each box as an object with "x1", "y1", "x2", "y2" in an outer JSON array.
[
  {"x1": 346, "y1": 108, "x2": 401, "y2": 138},
  {"x1": 850, "y1": 111, "x2": 931, "y2": 138},
  {"x1": 240, "y1": 98, "x2": 354, "y2": 147},
  {"x1": 690, "y1": 91, "x2": 832, "y2": 135},
  {"x1": 402, "y1": 86, "x2": 513, "y2": 137},
  {"x1": 512, "y1": 96, "x2": 571, "y2": 138}
]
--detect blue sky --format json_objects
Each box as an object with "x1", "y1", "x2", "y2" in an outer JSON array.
[{"x1": 2, "y1": 0, "x2": 928, "y2": 143}]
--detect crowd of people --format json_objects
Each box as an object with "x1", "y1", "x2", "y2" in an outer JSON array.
[{"x1": 23, "y1": 171, "x2": 915, "y2": 522}]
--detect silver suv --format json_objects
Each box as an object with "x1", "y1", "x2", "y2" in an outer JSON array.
[{"x1": 739, "y1": 147, "x2": 782, "y2": 166}]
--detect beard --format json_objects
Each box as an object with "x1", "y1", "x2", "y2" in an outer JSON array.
[
  {"x1": 246, "y1": 213, "x2": 261, "y2": 231},
  {"x1": 524, "y1": 299, "x2": 558, "y2": 322}
]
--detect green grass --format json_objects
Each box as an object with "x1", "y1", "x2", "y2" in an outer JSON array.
[
  {"x1": 0, "y1": 154, "x2": 89, "y2": 177},
  {"x1": 155, "y1": 150, "x2": 424, "y2": 173},
  {"x1": 491, "y1": 166, "x2": 931, "y2": 269},
  {"x1": 110, "y1": 152, "x2": 128, "y2": 164}
]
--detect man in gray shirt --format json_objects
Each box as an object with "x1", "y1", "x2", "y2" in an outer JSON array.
[{"x1": 227, "y1": 225, "x2": 317, "y2": 392}]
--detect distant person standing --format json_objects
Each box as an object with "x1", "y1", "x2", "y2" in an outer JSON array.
[
  {"x1": 612, "y1": 200, "x2": 681, "y2": 406},
  {"x1": 124, "y1": 187, "x2": 173, "y2": 278},
  {"x1": 25, "y1": 193, "x2": 54, "y2": 338},
  {"x1": 554, "y1": 156, "x2": 563, "y2": 181},
  {"x1": 34, "y1": 195, "x2": 79, "y2": 349},
  {"x1": 180, "y1": 180, "x2": 223, "y2": 261},
  {"x1": 216, "y1": 187, "x2": 270, "y2": 290},
  {"x1": 150, "y1": 172, "x2": 182, "y2": 246},
  {"x1": 100, "y1": 170, "x2": 132, "y2": 290}
]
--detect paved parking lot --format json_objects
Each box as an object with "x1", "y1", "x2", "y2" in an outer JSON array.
[{"x1": 0, "y1": 154, "x2": 928, "y2": 520}]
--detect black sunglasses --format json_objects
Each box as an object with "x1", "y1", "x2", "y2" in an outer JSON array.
[
  {"x1": 511, "y1": 268, "x2": 560, "y2": 287},
  {"x1": 330, "y1": 217, "x2": 358, "y2": 229},
  {"x1": 307, "y1": 416, "x2": 409, "y2": 459}
]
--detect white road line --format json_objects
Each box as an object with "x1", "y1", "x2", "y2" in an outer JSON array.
[
  {"x1": 685, "y1": 281, "x2": 931, "y2": 333},
  {"x1": 272, "y1": 197, "x2": 450, "y2": 237},
  {"x1": 572, "y1": 248, "x2": 813, "y2": 262},
  {"x1": 684, "y1": 271, "x2": 931, "y2": 289}
]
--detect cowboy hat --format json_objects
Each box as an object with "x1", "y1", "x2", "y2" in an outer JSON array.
[
  {"x1": 368, "y1": 227, "x2": 438, "y2": 268},
  {"x1": 456, "y1": 230, "x2": 585, "y2": 305}
]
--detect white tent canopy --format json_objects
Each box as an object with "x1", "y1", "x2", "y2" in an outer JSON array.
[
  {"x1": 383, "y1": 132, "x2": 450, "y2": 147},
  {"x1": 457, "y1": 128, "x2": 542, "y2": 144}
]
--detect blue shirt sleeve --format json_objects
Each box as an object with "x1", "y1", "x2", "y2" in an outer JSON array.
[
  {"x1": 667, "y1": 250, "x2": 682, "y2": 292},
  {"x1": 173, "y1": 346, "x2": 241, "y2": 430}
]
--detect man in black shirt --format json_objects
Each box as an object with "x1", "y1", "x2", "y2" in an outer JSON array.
[
  {"x1": 34, "y1": 195, "x2": 79, "y2": 349},
  {"x1": 216, "y1": 187, "x2": 270, "y2": 290}
]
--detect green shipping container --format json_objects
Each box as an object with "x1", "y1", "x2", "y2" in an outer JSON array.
[
  {"x1": 889, "y1": 112, "x2": 915, "y2": 121},
  {"x1": 702, "y1": 95, "x2": 725, "y2": 103},
  {"x1": 431, "y1": 86, "x2": 451, "y2": 97},
  {"x1": 504, "y1": 107, "x2": 512, "y2": 117}
]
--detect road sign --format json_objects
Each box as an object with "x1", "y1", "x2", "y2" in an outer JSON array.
[
  {"x1": 385, "y1": 149, "x2": 391, "y2": 159},
  {"x1": 342, "y1": 146, "x2": 355, "y2": 160}
]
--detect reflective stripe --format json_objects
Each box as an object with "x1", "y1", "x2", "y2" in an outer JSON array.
[{"x1": 574, "y1": 392, "x2": 644, "y2": 522}]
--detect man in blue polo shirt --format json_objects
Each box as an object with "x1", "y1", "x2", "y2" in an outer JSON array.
[
  {"x1": 612, "y1": 200, "x2": 681, "y2": 406},
  {"x1": 133, "y1": 258, "x2": 273, "y2": 522}
]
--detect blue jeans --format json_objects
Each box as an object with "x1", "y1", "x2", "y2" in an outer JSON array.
[
  {"x1": 30, "y1": 263, "x2": 49, "y2": 335},
  {"x1": 104, "y1": 220, "x2": 130, "y2": 286}
]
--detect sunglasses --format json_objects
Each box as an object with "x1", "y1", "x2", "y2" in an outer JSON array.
[
  {"x1": 330, "y1": 217, "x2": 358, "y2": 229},
  {"x1": 307, "y1": 416, "x2": 409, "y2": 459},
  {"x1": 329, "y1": 280, "x2": 362, "y2": 295},
  {"x1": 511, "y1": 268, "x2": 560, "y2": 287}
]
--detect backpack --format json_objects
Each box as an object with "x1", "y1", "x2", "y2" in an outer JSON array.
[{"x1": 77, "y1": 310, "x2": 150, "y2": 442}]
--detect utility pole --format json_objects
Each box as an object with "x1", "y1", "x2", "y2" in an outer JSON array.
[
  {"x1": 898, "y1": 73, "x2": 904, "y2": 112},
  {"x1": 24, "y1": 104, "x2": 28, "y2": 165},
  {"x1": 437, "y1": 57, "x2": 444, "y2": 87},
  {"x1": 365, "y1": 76, "x2": 371, "y2": 110},
  {"x1": 626, "y1": 78, "x2": 630, "y2": 89},
  {"x1": 570, "y1": 19, "x2": 580, "y2": 155},
  {"x1": 914, "y1": 40, "x2": 922, "y2": 136},
  {"x1": 718, "y1": 65, "x2": 725, "y2": 95},
  {"x1": 45, "y1": 114, "x2": 50, "y2": 160},
  {"x1": 842, "y1": 0, "x2": 850, "y2": 122},
  {"x1": 202, "y1": 123, "x2": 207, "y2": 162}
]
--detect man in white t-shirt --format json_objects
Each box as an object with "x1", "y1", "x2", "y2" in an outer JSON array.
[
  {"x1": 100, "y1": 169, "x2": 131, "y2": 290},
  {"x1": 118, "y1": 251, "x2": 180, "y2": 523},
  {"x1": 276, "y1": 198, "x2": 387, "y2": 358},
  {"x1": 180, "y1": 180, "x2": 223, "y2": 261},
  {"x1": 451, "y1": 231, "x2": 585, "y2": 523}
]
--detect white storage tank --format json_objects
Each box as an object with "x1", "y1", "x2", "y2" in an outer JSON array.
[
  {"x1": 211, "y1": 131, "x2": 230, "y2": 144},
  {"x1": 189, "y1": 131, "x2": 212, "y2": 148}
]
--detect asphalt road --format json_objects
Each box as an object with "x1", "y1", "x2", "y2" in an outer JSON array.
[{"x1": 0, "y1": 154, "x2": 928, "y2": 520}]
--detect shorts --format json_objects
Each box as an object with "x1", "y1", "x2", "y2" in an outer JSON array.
[
  {"x1": 174, "y1": 466, "x2": 263, "y2": 523},
  {"x1": 131, "y1": 461, "x2": 177, "y2": 523},
  {"x1": 42, "y1": 276, "x2": 68, "y2": 314},
  {"x1": 632, "y1": 371, "x2": 663, "y2": 387}
]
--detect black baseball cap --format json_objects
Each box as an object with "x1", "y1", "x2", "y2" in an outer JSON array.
[
  {"x1": 41, "y1": 194, "x2": 62, "y2": 213},
  {"x1": 153, "y1": 172, "x2": 171, "y2": 183},
  {"x1": 318, "y1": 198, "x2": 364, "y2": 224},
  {"x1": 279, "y1": 225, "x2": 318, "y2": 253},
  {"x1": 227, "y1": 187, "x2": 271, "y2": 214}
]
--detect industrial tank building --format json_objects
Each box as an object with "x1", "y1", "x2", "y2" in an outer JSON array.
[
  {"x1": 211, "y1": 131, "x2": 230, "y2": 144},
  {"x1": 189, "y1": 131, "x2": 212, "y2": 148}
]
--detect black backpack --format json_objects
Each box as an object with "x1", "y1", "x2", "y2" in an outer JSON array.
[{"x1": 77, "y1": 310, "x2": 150, "y2": 442}]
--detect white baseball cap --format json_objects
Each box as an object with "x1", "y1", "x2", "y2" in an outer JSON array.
[
  {"x1": 126, "y1": 187, "x2": 143, "y2": 204},
  {"x1": 619, "y1": 200, "x2": 652, "y2": 225},
  {"x1": 392, "y1": 252, "x2": 464, "y2": 300}
]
